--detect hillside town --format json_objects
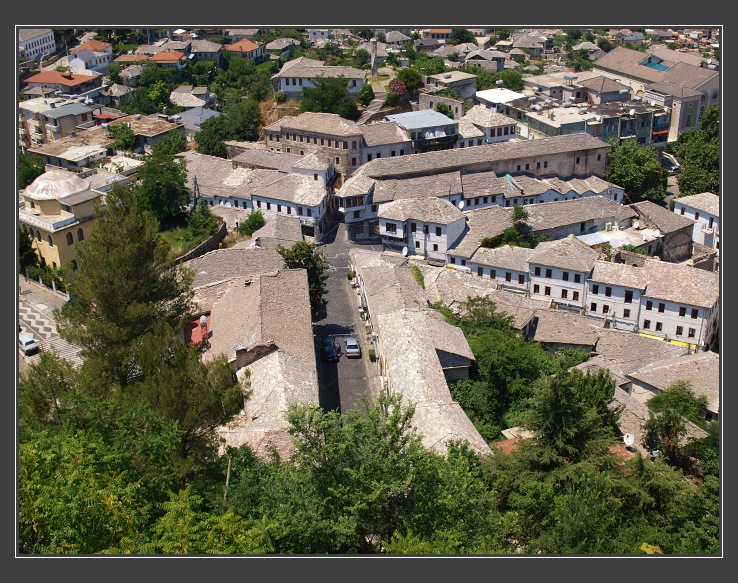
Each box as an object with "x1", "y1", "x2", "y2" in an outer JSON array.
[{"x1": 17, "y1": 26, "x2": 721, "y2": 556}]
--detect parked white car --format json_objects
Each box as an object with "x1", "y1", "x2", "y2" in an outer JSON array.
[
  {"x1": 344, "y1": 337, "x2": 361, "y2": 358},
  {"x1": 18, "y1": 332, "x2": 39, "y2": 356}
]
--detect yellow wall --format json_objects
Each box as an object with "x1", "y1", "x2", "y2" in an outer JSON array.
[{"x1": 22, "y1": 219, "x2": 95, "y2": 270}]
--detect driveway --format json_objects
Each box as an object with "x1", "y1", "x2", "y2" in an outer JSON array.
[{"x1": 313, "y1": 212, "x2": 382, "y2": 414}]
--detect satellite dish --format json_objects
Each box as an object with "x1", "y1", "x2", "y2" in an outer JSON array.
[
  {"x1": 622, "y1": 237, "x2": 631, "y2": 246},
  {"x1": 458, "y1": 199, "x2": 465, "y2": 209},
  {"x1": 623, "y1": 433, "x2": 635, "y2": 447},
  {"x1": 401, "y1": 246, "x2": 408, "y2": 257},
  {"x1": 199, "y1": 315, "x2": 207, "y2": 328}
]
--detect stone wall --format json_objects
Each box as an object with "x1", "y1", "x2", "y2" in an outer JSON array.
[
  {"x1": 175, "y1": 221, "x2": 228, "y2": 265},
  {"x1": 418, "y1": 93, "x2": 465, "y2": 120}
]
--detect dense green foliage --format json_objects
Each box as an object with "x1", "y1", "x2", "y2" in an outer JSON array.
[
  {"x1": 673, "y1": 105, "x2": 720, "y2": 197},
  {"x1": 18, "y1": 152, "x2": 46, "y2": 189},
  {"x1": 357, "y1": 83, "x2": 375, "y2": 106},
  {"x1": 480, "y1": 205, "x2": 547, "y2": 249},
  {"x1": 134, "y1": 143, "x2": 191, "y2": 221},
  {"x1": 300, "y1": 77, "x2": 360, "y2": 120},
  {"x1": 605, "y1": 139, "x2": 667, "y2": 203},
  {"x1": 237, "y1": 209, "x2": 266, "y2": 236},
  {"x1": 18, "y1": 227, "x2": 39, "y2": 273}
]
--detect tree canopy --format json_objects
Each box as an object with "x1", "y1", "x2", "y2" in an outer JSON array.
[
  {"x1": 134, "y1": 142, "x2": 191, "y2": 221},
  {"x1": 673, "y1": 105, "x2": 720, "y2": 197},
  {"x1": 300, "y1": 76, "x2": 360, "y2": 121},
  {"x1": 605, "y1": 139, "x2": 667, "y2": 203},
  {"x1": 19, "y1": 152, "x2": 46, "y2": 189},
  {"x1": 276, "y1": 241, "x2": 329, "y2": 318}
]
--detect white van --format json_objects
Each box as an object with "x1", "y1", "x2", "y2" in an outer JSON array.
[{"x1": 18, "y1": 332, "x2": 39, "y2": 356}]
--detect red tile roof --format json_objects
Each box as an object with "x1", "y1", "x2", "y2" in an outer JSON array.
[
  {"x1": 491, "y1": 437, "x2": 520, "y2": 454},
  {"x1": 225, "y1": 39, "x2": 261, "y2": 53},
  {"x1": 429, "y1": 28, "x2": 452, "y2": 33},
  {"x1": 151, "y1": 51, "x2": 186, "y2": 63},
  {"x1": 71, "y1": 39, "x2": 112, "y2": 54},
  {"x1": 190, "y1": 314, "x2": 211, "y2": 346},
  {"x1": 24, "y1": 71, "x2": 99, "y2": 87}
]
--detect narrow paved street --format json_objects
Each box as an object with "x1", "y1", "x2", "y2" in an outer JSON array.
[{"x1": 313, "y1": 213, "x2": 382, "y2": 414}]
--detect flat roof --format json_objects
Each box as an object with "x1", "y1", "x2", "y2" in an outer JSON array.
[
  {"x1": 475, "y1": 88, "x2": 526, "y2": 103},
  {"x1": 386, "y1": 109, "x2": 455, "y2": 129}
]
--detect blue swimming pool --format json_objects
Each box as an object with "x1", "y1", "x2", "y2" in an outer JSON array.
[{"x1": 643, "y1": 61, "x2": 670, "y2": 71}]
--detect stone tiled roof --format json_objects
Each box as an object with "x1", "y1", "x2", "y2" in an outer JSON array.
[
  {"x1": 630, "y1": 200, "x2": 695, "y2": 234},
  {"x1": 530, "y1": 309, "x2": 601, "y2": 347},
  {"x1": 357, "y1": 264, "x2": 427, "y2": 318},
  {"x1": 641, "y1": 258, "x2": 720, "y2": 308},
  {"x1": 465, "y1": 49, "x2": 508, "y2": 61},
  {"x1": 169, "y1": 91, "x2": 207, "y2": 108},
  {"x1": 292, "y1": 151, "x2": 332, "y2": 171},
  {"x1": 524, "y1": 196, "x2": 637, "y2": 232},
  {"x1": 236, "y1": 214, "x2": 304, "y2": 251},
  {"x1": 272, "y1": 63, "x2": 366, "y2": 79},
  {"x1": 183, "y1": 151, "x2": 284, "y2": 199},
  {"x1": 262, "y1": 116, "x2": 293, "y2": 132},
  {"x1": 528, "y1": 235, "x2": 600, "y2": 272},
  {"x1": 385, "y1": 31, "x2": 411, "y2": 43},
  {"x1": 674, "y1": 192, "x2": 719, "y2": 217},
  {"x1": 207, "y1": 270, "x2": 319, "y2": 461},
  {"x1": 184, "y1": 247, "x2": 285, "y2": 289},
  {"x1": 447, "y1": 205, "x2": 514, "y2": 259},
  {"x1": 578, "y1": 75, "x2": 629, "y2": 93},
  {"x1": 190, "y1": 39, "x2": 223, "y2": 53},
  {"x1": 591, "y1": 328, "x2": 691, "y2": 378},
  {"x1": 252, "y1": 173, "x2": 328, "y2": 207},
  {"x1": 588, "y1": 259, "x2": 650, "y2": 289},
  {"x1": 349, "y1": 248, "x2": 409, "y2": 272},
  {"x1": 372, "y1": 171, "x2": 463, "y2": 204},
  {"x1": 362, "y1": 134, "x2": 611, "y2": 179},
  {"x1": 266, "y1": 38, "x2": 300, "y2": 51},
  {"x1": 278, "y1": 56, "x2": 324, "y2": 73},
  {"x1": 628, "y1": 351, "x2": 719, "y2": 413},
  {"x1": 461, "y1": 105, "x2": 517, "y2": 128},
  {"x1": 457, "y1": 120, "x2": 485, "y2": 138},
  {"x1": 232, "y1": 149, "x2": 303, "y2": 173},
  {"x1": 460, "y1": 171, "x2": 520, "y2": 199},
  {"x1": 379, "y1": 197, "x2": 464, "y2": 225},
  {"x1": 272, "y1": 111, "x2": 362, "y2": 137},
  {"x1": 471, "y1": 244, "x2": 536, "y2": 272},
  {"x1": 374, "y1": 309, "x2": 490, "y2": 456},
  {"x1": 360, "y1": 121, "x2": 409, "y2": 146},
  {"x1": 405, "y1": 309, "x2": 475, "y2": 361},
  {"x1": 18, "y1": 28, "x2": 52, "y2": 42},
  {"x1": 337, "y1": 168, "x2": 376, "y2": 198}
]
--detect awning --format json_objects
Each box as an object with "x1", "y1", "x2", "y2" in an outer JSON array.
[{"x1": 652, "y1": 129, "x2": 669, "y2": 135}]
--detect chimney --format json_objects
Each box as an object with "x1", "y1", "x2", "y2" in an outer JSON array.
[{"x1": 50, "y1": 101, "x2": 56, "y2": 108}]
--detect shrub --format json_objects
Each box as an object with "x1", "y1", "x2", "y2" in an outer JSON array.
[
  {"x1": 368, "y1": 348, "x2": 376, "y2": 362},
  {"x1": 383, "y1": 92, "x2": 400, "y2": 107},
  {"x1": 346, "y1": 269, "x2": 356, "y2": 280},
  {"x1": 276, "y1": 90, "x2": 286, "y2": 103},
  {"x1": 238, "y1": 209, "x2": 266, "y2": 236},
  {"x1": 357, "y1": 84, "x2": 375, "y2": 106}
]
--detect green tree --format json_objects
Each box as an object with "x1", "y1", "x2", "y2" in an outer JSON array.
[
  {"x1": 223, "y1": 98, "x2": 262, "y2": 141},
  {"x1": 107, "y1": 61, "x2": 123, "y2": 85},
  {"x1": 153, "y1": 130, "x2": 187, "y2": 156},
  {"x1": 449, "y1": 29, "x2": 477, "y2": 46},
  {"x1": 237, "y1": 209, "x2": 266, "y2": 236},
  {"x1": 123, "y1": 322, "x2": 244, "y2": 473},
  {"x1": 195, "y1": 115, "x2": 233, "y2": 158},
  {"x1": 108, "y1": 121, "x2": 137, "y2": 150},
  {"x1": 18, "y1": 428, "x2": 151, "y2": 554},
  {"x1": 300, "y1": 76, "x2": 360, "y2": 120},
  {"x1": 18, "y1": 152, "x2": 46, "y2": 189},
  {"x1": 118, "y1": 87, "x2": 159, "y2": 115},
  {"x1": 673, "y1": 105, "x2": 720, "y2": 197},
  {"x1": 354, "y1": 48, "x2": 371, "y2": 67},
  {"x1": 357, "y1": 83, "x2": 375, "y2": 106},
  {"x1": 522, "y1": 368, "x2": 620, "y2": 466},
  {"x1": 276, "y1": 241, "x2": 329, "y2": 318},
  {"x1": 134, "y1": 144, "x2": 191, "y2": 221},
  {"x1": 18, "y1": 227, "x2": 39, "y2": 273},
  {"x1": 55, "y1": 182, "x2": 195, "y2": 390},
  {"x1": 605, "y1": 139, "x2": 667, "y2": 203},
  {"x1": 646, "y1": 380, "x2": 708, "y2": 426},
  {"x1": 350, "y1": 28, "x2": 375, "y2": 41},
  {"x1": 187, "y1": 198, "x2": 219, "y2": 234},
  {"x1": 18, "y1": 351, "x2": 79, "y2": 433}
]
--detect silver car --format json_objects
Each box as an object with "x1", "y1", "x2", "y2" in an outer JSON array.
[{"x1": 344, "y1": 337, "x2": 361, "y2": 358}]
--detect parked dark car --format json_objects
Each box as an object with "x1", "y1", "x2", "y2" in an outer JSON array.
[{"x1": 322, "y1": 337, "x2": 339, "y2": 362}]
